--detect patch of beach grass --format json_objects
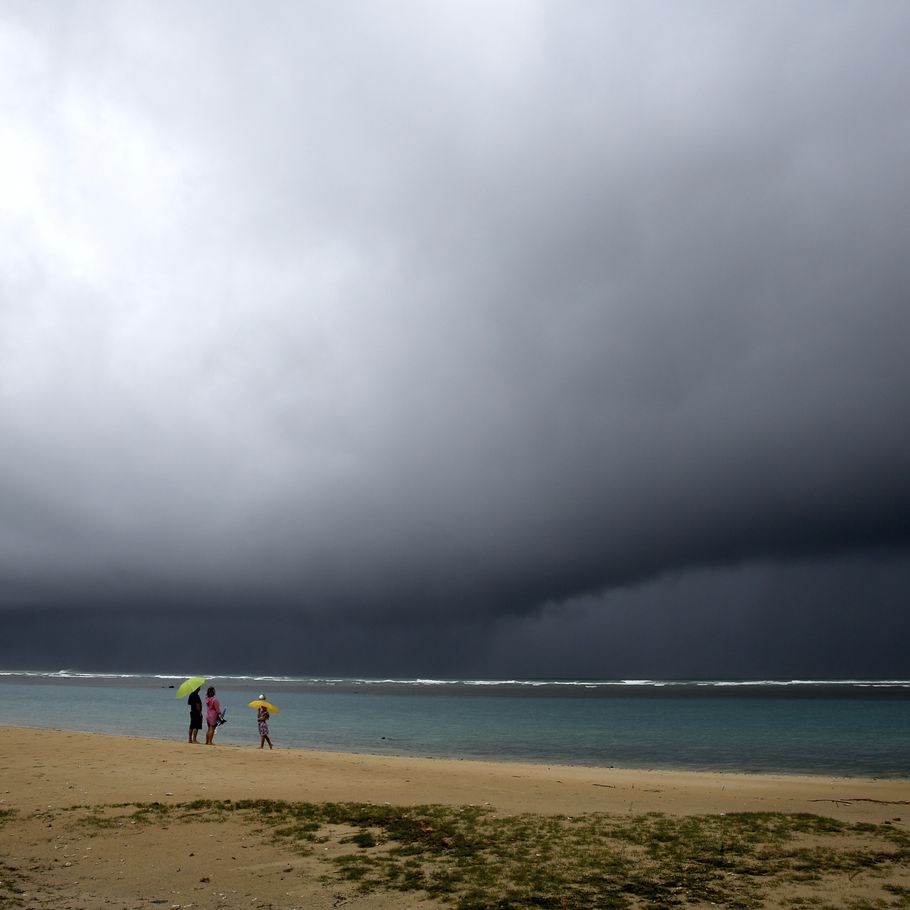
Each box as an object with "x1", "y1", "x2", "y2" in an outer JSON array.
[
  {"x1": 0, "y1": 809, "x2": 26, "y2": 909},
  {"x1": 76, "y1": 805, "x2": 126, "y2": 831},
  {"x1": 127, "y1": 801, "x2": 171, "y2": 823},
  {"x1": 0, "y1": 869, "x2": 25, "y2": 910},
  {"x1": 33, "y1": 799, "x2": 910, "y2": 909},
  {"x1": 0, "y1": 864, "x2": 24, "y2": 910}
]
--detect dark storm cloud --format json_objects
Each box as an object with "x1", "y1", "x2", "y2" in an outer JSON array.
[
  {"x1": 1, "y1": 1, "x2": 909, "y2": 666},
  {"x1": 3, "y1": 553, "x2": 910, "y2": 678}
]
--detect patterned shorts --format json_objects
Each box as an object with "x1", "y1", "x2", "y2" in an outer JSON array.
[{"x1": 258, "y1": 720, "x2": 270, "y2": 736}]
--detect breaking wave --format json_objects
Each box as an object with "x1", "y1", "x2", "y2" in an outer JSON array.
[{"x1": 1, "y1": 670, "x2": 908, "y2": 689}]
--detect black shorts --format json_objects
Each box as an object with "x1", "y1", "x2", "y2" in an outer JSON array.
[{"x1": 189, "y1": 713, "x2": 202, "y2": 730}]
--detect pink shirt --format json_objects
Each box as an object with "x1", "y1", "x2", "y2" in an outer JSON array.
[{"x1": 205, "y1": 695, "x2": 221, "y2": 726}]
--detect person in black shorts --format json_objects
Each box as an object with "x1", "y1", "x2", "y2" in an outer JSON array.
[{"x1": 187, "y1": 686, "x2": 203, "y2": 743}]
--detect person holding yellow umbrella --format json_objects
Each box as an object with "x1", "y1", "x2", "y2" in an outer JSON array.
[{"x1": 249, "y1": 694, "x2": 277, "y2": 749}]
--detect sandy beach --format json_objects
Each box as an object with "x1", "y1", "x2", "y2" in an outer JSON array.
[
  {"x1": 3, "y1": 725, "x2": 908, "y2": 819},
  {"x1": 2, "y1": 726, "x2": 908, "y2": 908}
]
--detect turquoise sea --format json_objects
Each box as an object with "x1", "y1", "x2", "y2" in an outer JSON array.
[{"x1": 1, "y1": 672, "x2": 909, "y2": 777}]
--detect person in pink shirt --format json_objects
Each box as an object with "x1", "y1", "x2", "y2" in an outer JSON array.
[{"x1": 204, "y1": 686, "x2": 221, "y2": 745}]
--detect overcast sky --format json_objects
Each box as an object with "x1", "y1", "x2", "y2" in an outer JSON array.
[{"x1": 1, "y1": 2, "x2": 909, "y2": 677}]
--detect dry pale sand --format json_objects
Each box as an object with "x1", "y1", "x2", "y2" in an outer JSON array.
[
  {"x1": 2, "y1": 725, "x2": 907, "y2": 820},
  {"x1": 1, "y1": 725, "x2": 908, "y2": 909}
]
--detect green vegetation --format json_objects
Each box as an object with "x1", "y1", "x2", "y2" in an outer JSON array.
[
  {"x1": 70, "y1": 799, "x2": 910, "y2": 910},
  {"x1": 10, "y1": 798, "x2": 910, "y2": 909},
  {"x1": 0, "y1": 810, "x2": 24, "y2": 909},
  {"x1": 0, "y1": 868, "x2": 24, "y2": 910}
]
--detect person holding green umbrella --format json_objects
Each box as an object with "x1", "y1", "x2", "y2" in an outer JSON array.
[
  {"x1": 176, "y1": 676, "x2": 206, "y2": 743},
  {"x1": 187, "y1": 686, "x2": 203, "y2": 743}
]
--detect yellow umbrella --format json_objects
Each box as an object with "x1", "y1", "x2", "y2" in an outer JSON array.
[
  {"x1": 248, "y1": 699, "x2": 280, "y2": 714},
  {"x1": 175, "y1": 676, "x2": 206, "y2": 698}
]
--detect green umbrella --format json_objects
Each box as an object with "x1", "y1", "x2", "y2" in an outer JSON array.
[{"x1": 175, "y1": 676, "x2": 206, "y2": 698}]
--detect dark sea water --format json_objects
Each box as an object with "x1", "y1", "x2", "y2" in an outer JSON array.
[{"x1": 1, "y1": 671, "x2": 909, "y2": 777}]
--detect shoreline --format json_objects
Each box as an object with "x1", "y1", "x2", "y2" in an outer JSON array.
[
  {"x1": 6, "y1": 719, "x2": 910, "y2": 781},
  {"x1": 3, "y1": 725, "x2": 908, "y2": 823},
  {"x1": 4, "y1": 675, "x2": 909, "y2": 778}
]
